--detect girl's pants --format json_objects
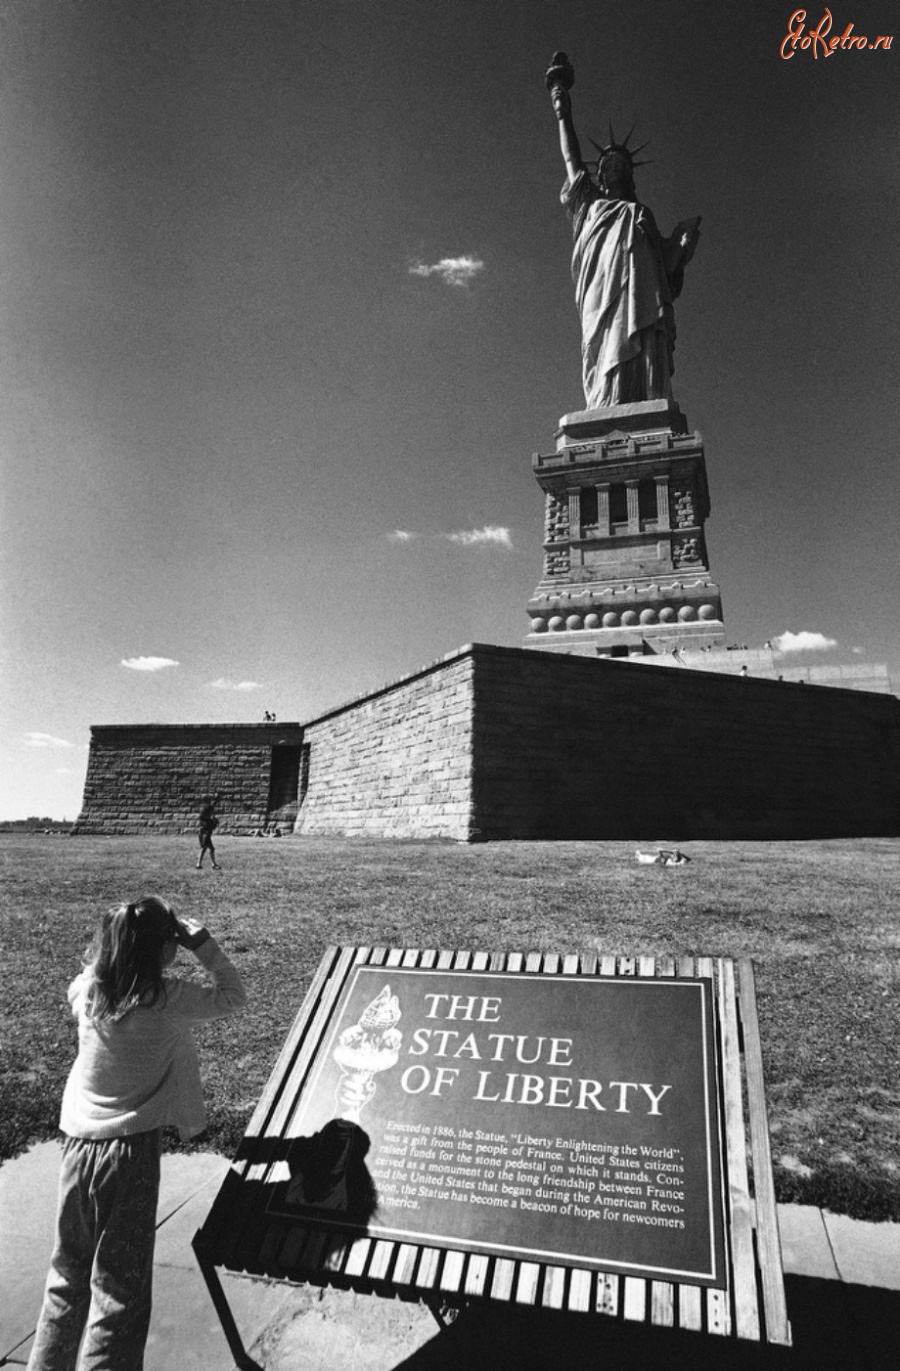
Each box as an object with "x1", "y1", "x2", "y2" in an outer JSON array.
[{"x1": 27, "y1": 1130, "x2": 162, "y2": 1371}]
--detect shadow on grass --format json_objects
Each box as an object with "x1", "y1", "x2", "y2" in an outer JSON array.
[{"x1": 390, "y1": 1276, "x2": 898, "y2": 1371}]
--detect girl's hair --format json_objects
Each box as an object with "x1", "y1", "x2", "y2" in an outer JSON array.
[{"x1": 85, "y1": 896, "x2": 179, "y2": 1021}]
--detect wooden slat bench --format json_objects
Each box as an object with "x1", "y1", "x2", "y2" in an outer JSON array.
[{"x1": 193, "y1": 947, "x2": 791, "y2": 1367}]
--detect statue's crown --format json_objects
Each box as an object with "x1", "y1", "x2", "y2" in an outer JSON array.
[{"x1": 588, "y1": 123, "x2": 651, "y2": 173}]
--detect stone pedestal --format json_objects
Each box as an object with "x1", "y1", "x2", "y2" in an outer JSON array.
[{"x1": 524, "y1": 400, "x2": 725, "y2": 658}]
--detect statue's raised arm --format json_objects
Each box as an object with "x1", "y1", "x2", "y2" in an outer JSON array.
[
  {"x1": 545, "y1": 52, "x2": 582, "y2": 185},
  {"x1": 546, "y1": 53, "x2": 701, "y2": 411}
]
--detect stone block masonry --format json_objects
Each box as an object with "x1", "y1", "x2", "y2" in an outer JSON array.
[
  {"x1": 468, "y1": 646, "x2": 900, "y2": 840},
  {"x1": 293, "y1": 643, "x2": 899, "y2": 840},
  {"x1": 296, "y1": 652, "x2": 476, "y2": 841},
  {"x1": 73, "y1": 724, "x2": 304, "y2": 835},
  {"x1": 74, "y1": 646, "x2": 900, "y2": 841}
]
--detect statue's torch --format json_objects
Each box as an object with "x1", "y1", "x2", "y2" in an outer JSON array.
[{"x1": 545, "y1": 50, "x2": 575, "y2": 117}]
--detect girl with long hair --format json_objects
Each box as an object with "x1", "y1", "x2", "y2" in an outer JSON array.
[{"x1": 27, "y1": 896, "x2": 246, "y2": 1370}]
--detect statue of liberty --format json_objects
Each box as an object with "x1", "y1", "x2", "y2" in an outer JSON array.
[{"x1": 546, "y1": 53, "x2": 701, "y2": 411}]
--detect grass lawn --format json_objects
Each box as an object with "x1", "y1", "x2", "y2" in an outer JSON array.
[{"x1": 1, "y1": 834, "x2": 898, "y2": 1220}]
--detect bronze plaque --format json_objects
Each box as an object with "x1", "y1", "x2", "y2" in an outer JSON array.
[{"x1": 267, "y1": 966, "x2": 727, "y2": 1287}]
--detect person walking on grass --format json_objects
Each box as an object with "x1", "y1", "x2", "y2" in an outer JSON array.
[
  {"x1": 27, "y1": 896, "x2": 246, "y2": 1371},
  {"x1": 197, "y1": 794, "x2": 220, "y2": 869}
]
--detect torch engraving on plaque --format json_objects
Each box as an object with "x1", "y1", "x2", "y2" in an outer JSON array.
[{"x1": 333, "y1": 985, "x2": 403, "y2": 1122}]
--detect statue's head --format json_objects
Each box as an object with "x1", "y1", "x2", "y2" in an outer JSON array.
[
  {"x1": 596, "y1": 146, "x2": 636, "y2": 200},
  {"x1": 589, "y1": 125, "x2": 650, "y2": 202}
]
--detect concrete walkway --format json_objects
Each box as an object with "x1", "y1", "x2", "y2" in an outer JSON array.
[{"x1": 2, "y1": 1143, "x2": 898, "y2": 1370}]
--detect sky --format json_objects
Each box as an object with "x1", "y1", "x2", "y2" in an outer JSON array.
[{"x1": 1, "y1": 0, "x2": 898, "y2": 820}]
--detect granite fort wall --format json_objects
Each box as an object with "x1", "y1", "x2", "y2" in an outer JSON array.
[
  {"x1": 73, "y1": 724, "x2": 304, "y2": 835},
  {"x1": 296, "y1": 653, "x2": 476, "y2": 840},
  {"x1": 468, "y1": 646, "x2": 900, "y2": 840},
  {"x1": 73, "y1": 648, "x2": 900, "y2": 840}
]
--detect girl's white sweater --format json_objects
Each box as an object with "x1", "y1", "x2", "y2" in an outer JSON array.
[{"x1": 60, "y1": 937, "x2": 247, "y2": 1141}]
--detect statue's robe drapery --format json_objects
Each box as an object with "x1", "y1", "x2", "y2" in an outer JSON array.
[{"x1": 562, "y1": 171, "x2": 688, "y2": 409}]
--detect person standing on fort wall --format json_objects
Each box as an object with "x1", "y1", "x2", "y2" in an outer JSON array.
[
  {"x1": 197, "y1": 795, "x2": 220, "y2": 870},
  {"x1": 546, "y1": 52, "x2": 701, "y2": 410}
]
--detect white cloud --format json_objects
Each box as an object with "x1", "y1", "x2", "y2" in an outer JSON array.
[
  {"x1": 54, "y1": 767, "x2": 73, "y2": 775},
  {"x1": 387, "y1": 525, "x2": 513, "y2": 548},
  {"x1": 409, "y1": 255, "x2": 485, "y2": 288},
  {"x1": 771, "y1": 631, "x2": 838, "y2": 656},
  {"x1": 447, "y1": 525, "x2": 513, "y2": 549},
  {"x1": 121, "y1": 656, "x2": 179, "y2": 672},
  {"x1": 24, "y1": 732, "x2": 75, "y2": 748},
  {"x1": 208, "y1": 678, "x2": 262, "y2": 692}
]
